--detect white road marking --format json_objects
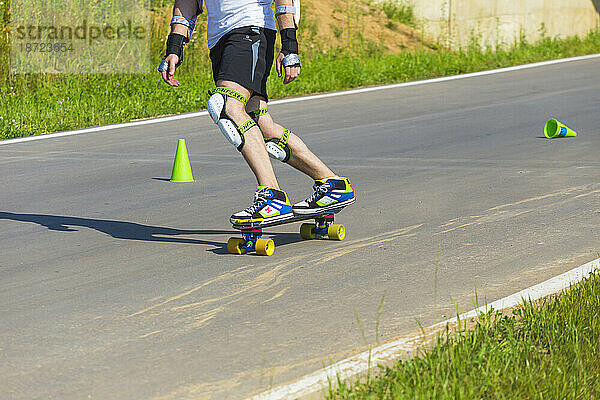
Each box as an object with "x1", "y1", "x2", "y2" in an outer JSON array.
[
  {"x1": 248, "y1": 257, "x2": 600, "y2": 400},
  {"x1": 2, "y1": 53, "x2": 599, "y2": 146}
]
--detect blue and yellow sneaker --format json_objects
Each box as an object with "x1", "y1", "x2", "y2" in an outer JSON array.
[
  {"x1": 292, "y1": 176, "x2": 355, "y2": 215},
  {"x1": 230, "y1": 186, "x2": 294, "y2": 226}
]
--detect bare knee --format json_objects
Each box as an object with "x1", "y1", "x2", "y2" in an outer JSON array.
[
  {"x1": 257, "y1": 117, "x2": 283, "y2": 139},
  {"x1": 225, "y1": 97, "x2": 251, "y2": 124}
]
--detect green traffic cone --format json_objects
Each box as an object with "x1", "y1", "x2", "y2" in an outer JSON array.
[
  {"x1": 544, "y1": 119, "x2": 577, "y2": 138},
  {"x1": 170, "y1": 139, "x2": 194, "y2": 182}
]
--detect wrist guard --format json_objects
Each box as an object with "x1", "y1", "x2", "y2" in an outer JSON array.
[
  {"x1": 165, "y1": 33, "x2": 186, "y2": 68},
  {"x1": 280, "y1": 28, "x2": 298, "y2": 56}
]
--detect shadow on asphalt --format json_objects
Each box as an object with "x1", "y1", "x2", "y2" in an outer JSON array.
[{"x1": 0, "y1": 212, "x2": 305, "y2": 254}]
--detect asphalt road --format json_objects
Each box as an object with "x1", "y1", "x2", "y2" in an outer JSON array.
[{"x1": 1, "y1": 58, "x2": 599, "y2": 400}]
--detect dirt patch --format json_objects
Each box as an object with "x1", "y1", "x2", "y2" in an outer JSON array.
[{"x1": 301, "y1": 0, "x2": 434, "y2": 53}]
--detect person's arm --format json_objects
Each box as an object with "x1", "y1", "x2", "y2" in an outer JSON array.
[
  {"x1": 158, "y1": 0, "x2": 202, "y2": 86},
  {"x1": 274, "y1": 0, "x2": 301, "y2": 85}
]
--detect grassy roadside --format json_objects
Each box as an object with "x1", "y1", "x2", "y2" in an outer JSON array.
[
  {"x1": 328, "y1": 271, "x2": 600, "y2": 399},
  {"x1": 1, "y1": 0, "x2": 600, "y2": 140}
]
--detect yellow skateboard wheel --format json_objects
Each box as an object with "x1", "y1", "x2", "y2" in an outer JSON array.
[
  {"x1": 227, "y1": 238, "x2": 247, "y2": 254},
  {"x1": 327, "y1": 224, "x2": 346, "y2": 241},
  {"x1": 300, "y1": 223, "x2": 317, "y2": 240},
  {"x1": 255, "y1": 238, "x2": 275, "y2": 256}
]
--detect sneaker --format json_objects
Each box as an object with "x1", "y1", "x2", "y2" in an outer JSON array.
[
  {"x1": 293, "y1": 176, "x2": 355, "y2": 215},
  {"x1": 230, "y1": 186, "x2": 294, "y2": 225}
]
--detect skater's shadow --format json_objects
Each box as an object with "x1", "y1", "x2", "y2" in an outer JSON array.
[
  {"x1": 0, "y1": 211, "x2": 234, "y2": 253},
  {"x1": 0, "y1": 212, "x2": 306, "y2": 254},
  {"x1": 593, "y1": 0, "x2": 600, "y2": 14},
  {"x1": 269, "y1": 232, "x2": 304, "y2": 247}
]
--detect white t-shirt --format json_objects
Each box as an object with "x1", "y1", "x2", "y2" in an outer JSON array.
[{"x1": 203, "y1": 0, "x2": 277, "y2": 49}]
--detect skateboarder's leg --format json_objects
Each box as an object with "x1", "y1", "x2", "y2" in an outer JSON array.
[
  {"x1": 247, "y1": 96, "x2": 356, "y2": 214},
  {"x1": 209, "y1": 81, "x2": 294, "y2": 225},
  {"x1": 215, "y1": 80, "x2": 279, "y2": 189},
  {"x1": 246, "y1": 96, "x2": 335, "y2": 181},
  {"x1": 206, "y1": 28, "x2": 295, "y2": 226}
]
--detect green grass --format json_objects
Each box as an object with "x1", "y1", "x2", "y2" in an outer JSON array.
[
  {"x1": 328, "y1": 271, "x2": 600, "y2": 399},
  {"x1": 379, "y1": 0, "x2": 417, "y2": 28},
  {"x1": 1, "y1": 0, "x2": 600, "y2": 140}
]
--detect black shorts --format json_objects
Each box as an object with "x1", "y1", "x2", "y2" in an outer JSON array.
[{"x1": 209, "y1": 26, "x2": 276, "y2": 101}]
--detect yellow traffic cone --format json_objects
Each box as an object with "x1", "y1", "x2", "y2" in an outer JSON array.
[
  {"x1": 544, "y1": 119, "x2": 577, "y2": 138},
  {"x1": 170, "y1": 139, "x2": 194, "y2": 182}
]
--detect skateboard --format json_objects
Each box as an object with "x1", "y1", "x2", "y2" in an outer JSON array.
[{"x1": 227, "y1": 210, "x2": 346, "y2": 256}]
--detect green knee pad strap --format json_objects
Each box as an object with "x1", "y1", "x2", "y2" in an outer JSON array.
[
  {"x1": 279, "y1": 128, "x2": 291, "y2": 147},
  {"x1": 238, "y1": 119, "x2": 257, "y2": 134},
  {"x1": 208, "y1": 86, "x2": 248, "y2": 105},
  {"x1": 249, "y1": 107, "x2": 270, "y2": 122}
]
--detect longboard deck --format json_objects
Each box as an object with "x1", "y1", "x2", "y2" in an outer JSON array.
[{"x1": 232, "y1": 209, "x2": 342, "y2": 230}]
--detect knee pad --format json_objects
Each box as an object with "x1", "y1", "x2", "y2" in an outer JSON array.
[
  {"x1": 249, "y1": 106, "x2": 292, "y2": 162},
  {"x1": 265, "y1": 128, "x2": 292, "y2": 163},
  {"x1": 207, "y1": 87, "x2": 257, "y2": 151}
]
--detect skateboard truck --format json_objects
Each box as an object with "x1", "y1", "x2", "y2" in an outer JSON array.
[
  {"x1": 299, "y1": 214, "x2": 345, "y2": 240},
  {"x1": 227, "y1": 213, "x2": 346, "y2": 256}
]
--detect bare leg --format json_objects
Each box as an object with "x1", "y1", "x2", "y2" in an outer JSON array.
[
  {"x1": 246, "y1": 96, "x2": 335, "y2": 181},
  {"x1": 217, "y1": 80, "x2": 279, "y2": 189}
]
